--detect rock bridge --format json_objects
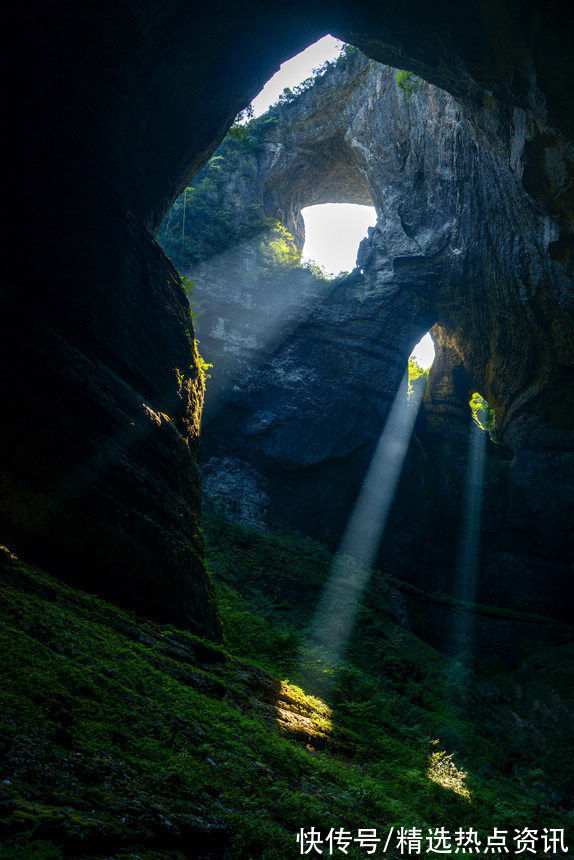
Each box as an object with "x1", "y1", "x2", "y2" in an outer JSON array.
[{"x1": 182, "y1": 52, "x2": 573, "y2": 452}]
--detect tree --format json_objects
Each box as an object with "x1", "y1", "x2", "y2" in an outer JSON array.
[{"x1": 408, "y1": 356, "x2": 429, "y2": 397}]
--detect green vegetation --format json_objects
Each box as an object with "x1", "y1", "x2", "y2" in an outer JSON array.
[
  {"x1": 258, "y1": 226, "x2": 347, "y2": 281},
  {"x1": 394, "y1": 70, "x2": 423, "y2": 99},
  {"x1": 1, "y1": 519, "x2": 572, "y2": 857},
  {"x1": 195, "y1": 351, "x2": 213, "y2": 384},
  {"x1": 157, "y1": 43, "x2": 363, "y2": 273},
  {"x1": 228, "y1": 104, "x2": 255, "y2": 141},
  {"x1": 157, "y1": 120, "x2": 277, "y2": 270},
  {"x1": 300, "y1": 259, "x2": 350, "y2": 281},
  {"x1": 260, "y1": 223, "x2": 301, "y2": 272},
  {"x1": 180, "y1": 275, "x2": 198, "y2": 319},
  {"x1": 469, "y1": 392, "x2": 496, "y2": 436},
  {"x1": 158, "y1": 177, "x2": 273, "y2": 271},
  {"x1": 408, "y1": 355, "x2": 429, "y2": 397}
]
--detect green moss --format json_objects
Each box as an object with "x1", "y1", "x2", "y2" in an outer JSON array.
[
  {"x1": 0, "y1": 526, "x2": 572, "y2": 857},
  {"x1": 394, "y1": 70, "x2": 423, "y2": 98}
]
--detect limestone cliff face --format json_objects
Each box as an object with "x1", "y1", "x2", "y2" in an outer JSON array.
[
  {"x1": 173, "y1": 52, "x2": 572, "y2": 453},
  {"x1": 168, "y1": 52, "x2": 573, "y2": 633},
  {"x1": 4, "y1": 0, "x2": 574, "y2": 637}
]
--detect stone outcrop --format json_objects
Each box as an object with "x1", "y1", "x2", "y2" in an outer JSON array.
[
  {"x1": 1, "y1": 182, "x2": 220, "y2": 637},
  {"x1": 3, "y1": 0, "x2": 574, "y2": 636},
  {"x1": 171, "y1": 52, "x2": 573, "y2": 636}
]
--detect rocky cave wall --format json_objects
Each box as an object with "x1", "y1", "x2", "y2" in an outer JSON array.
[
  {"x1": 167, "y1": 52, "x2": 573, "y2": 639},
  {"x1": 2, "y1": 0, "x2": 574, "y2": 640}
]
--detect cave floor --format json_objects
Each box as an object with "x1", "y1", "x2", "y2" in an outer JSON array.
[{"x1": 0, "y1": 519, "x2": 572, "y2": 858}]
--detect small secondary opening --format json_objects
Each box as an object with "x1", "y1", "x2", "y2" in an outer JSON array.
[
  {"x1": 410, "y1": 332, "x2": 435, "y2": 371},
  {"x1": 408, "y1": 333, "x2": 435, "y2": 398}
]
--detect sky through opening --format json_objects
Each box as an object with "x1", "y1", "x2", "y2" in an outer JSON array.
[
  {"x1": 301, "y1": 204, "x2": 377, "y2": 277},
  {"x1": 250, "y1": 35, "x2": 345, "y2": 118},
  {"x1": 250, "y1": 36, "x2": 435, "y2": 370}
]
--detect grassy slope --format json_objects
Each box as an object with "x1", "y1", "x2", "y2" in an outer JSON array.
[{"x1": 0, "y1": 518, "x2": 572, "y2": 858}]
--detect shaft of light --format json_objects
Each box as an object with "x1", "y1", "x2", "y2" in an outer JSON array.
[
  {"x1": 305, "y1": 369, "x2": 424, "y2": 669},
  {"x1": 190, "y1": 242, "x2": 328, "y2": 413},
  {"x1": 451, "y1": 419, "x2": 487, "y2": 656}
]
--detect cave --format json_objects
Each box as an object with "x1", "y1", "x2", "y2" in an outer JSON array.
[
  {"x1": 1, "y1": 3, "x2": 573, "y2": 854},
  {"x1": 160, "y1": 44, "x2": 571, "y2": 633}
]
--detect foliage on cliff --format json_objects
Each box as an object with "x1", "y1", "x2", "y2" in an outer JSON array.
[
  {"x1": 0, "y1": 520, "x2": 572, "y2": 857},
  {"x1": 260, "y1": 223, "x2": 302, "y2": 272},
  {"x1": 469, "y1": 392, "x2": 496, "y2": 435},
  {"x1": 157, "y1": 44, "x2": 364, "y2": 273},
  {"x1": 408, "y1": 356, "x2": 429, "y2": 397},
  {"x1": 394, "y1": 70, "x2": 423, "y2": 98},
  {"x1": 157, "y1": 112, "x2": 278, "y2": 270}
]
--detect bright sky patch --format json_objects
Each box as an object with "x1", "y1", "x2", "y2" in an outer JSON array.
[
  {"x1": 251, "y1": 37, "x2": 436, "y2": 371},
  {"x1": 301, "y1": 204, "x2": 377, "y2": 277},
  {"x1": 251, "y1": 35, "x2": 345, "y2": 118}
]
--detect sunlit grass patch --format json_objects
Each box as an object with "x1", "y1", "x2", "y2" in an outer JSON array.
[
  {"x1": 275, "y1": 680, "x2": 332, "y2": 745},
  {"x1": 427, "y1": 745, "x2": 471, "y2": 801}
]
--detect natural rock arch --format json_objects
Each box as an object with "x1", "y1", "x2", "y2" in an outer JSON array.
[{"x1": 169, "y1": 51, "x2": 573, "y2": 454}]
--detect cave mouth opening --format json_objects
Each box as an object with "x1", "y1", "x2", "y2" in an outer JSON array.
[{"x1": 301, "y1": 203, "x2": 377, "y2": 277}]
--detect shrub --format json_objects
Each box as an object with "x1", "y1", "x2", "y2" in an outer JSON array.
[
  {"x1": 469, "y1": 392, "x2": 496, "y2": 435},
  {"x1": 395, "y1": 69, "x2": 423, "y2": 98}
]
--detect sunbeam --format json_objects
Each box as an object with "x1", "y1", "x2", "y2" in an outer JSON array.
[
  {"x1": 303, "y1": 368, "x2": 425, "y2": 684},
  {"x1": 451, "y1": 416, "x2": 487, "y2": 657},
  {"x1": 189, "y1": 240, "x2": 329, "y2": 415}
]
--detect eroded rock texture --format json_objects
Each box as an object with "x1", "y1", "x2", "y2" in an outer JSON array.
[
  {"x1": 168, "y1": 52, "x2": 573, "y2": 641},
  {"x1": 1, "y1": 183, "x2": 220, "y2": 636},
  {"x1": 3, "y1": 0, "x2": 574, "y2": 637}
]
